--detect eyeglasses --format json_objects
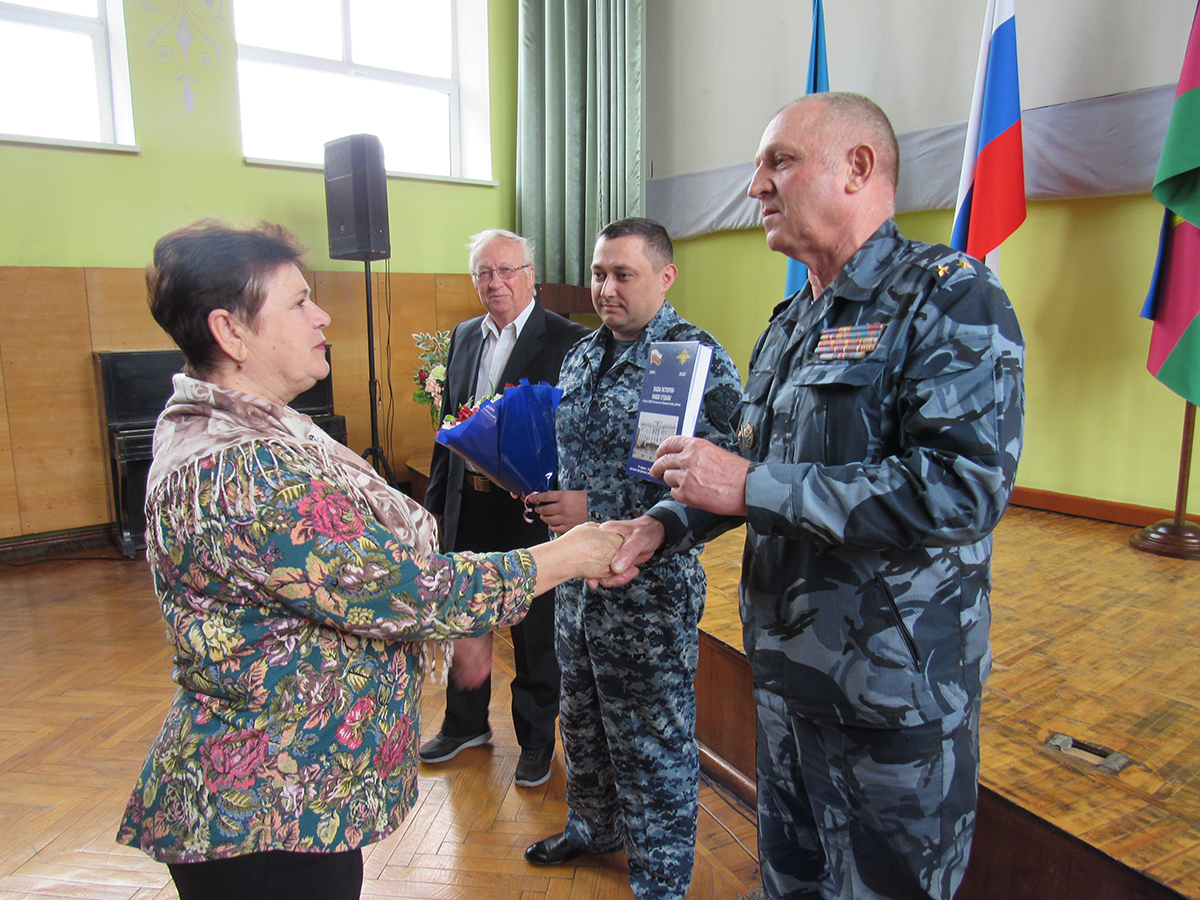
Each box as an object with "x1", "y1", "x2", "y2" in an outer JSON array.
[{"x1": 471, "y1": 264, "x2": 531, "y2": 283}]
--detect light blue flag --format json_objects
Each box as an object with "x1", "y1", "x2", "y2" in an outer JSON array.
[{"x1": 784, "y1": 0, "x2": 829, "y2": 297}]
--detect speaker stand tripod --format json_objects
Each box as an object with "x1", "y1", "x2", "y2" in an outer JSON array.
[{"x1": 360, "y1": 259, "x2": 396, "y2": 486}]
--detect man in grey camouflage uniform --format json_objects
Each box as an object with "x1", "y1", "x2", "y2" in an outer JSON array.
[
  {"x1": 521, "y1": 218, "x2": 741, "y2": 899},
  {"x1": 605, "y1": 95, "x2": 1025, "y2": 899}
]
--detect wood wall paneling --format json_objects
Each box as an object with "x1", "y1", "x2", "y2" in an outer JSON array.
[
  {"x1": 84, "y1": 267, "x2": 173, "y2": 352},
  {"x1": 380, "y1": 273, "x2": 439, "y2": 474},
  {"x1": 538, "y1": 282, "x2": 594, "y2": 315},
  {"x1": 0, "y1": 268, "x2": 109, "y2": 534},
  {"x1": 313, "y1": 270, "x2": 478, "y2": 486},
  {"x1": 313, "y1": 269, "x2": 373, "y2": 457},
  {"x1": 0, "y1": 352, "x2": 21, "y2": 538},
  {"x1": 434, "y1": 273, "x2": 480, "y2": 332}
]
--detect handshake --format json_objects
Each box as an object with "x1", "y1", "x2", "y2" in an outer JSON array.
[
  {"x1": 550, "y1": 516, "x2": 667, "y2": 589},
  {"x1": 450, "y1": 516, "x2": 667, "y2": 693},
  {"x1": 523, "y1": 435, "x2": 752, "y2": 597}
]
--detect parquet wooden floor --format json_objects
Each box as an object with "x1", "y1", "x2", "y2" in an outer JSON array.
[{"x1": 0, "y1": 549, "x2": 760, "y2": 900}]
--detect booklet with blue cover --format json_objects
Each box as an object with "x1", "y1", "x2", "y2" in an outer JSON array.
[{"x1": 626, "y1": 340, "x2": 713, "y2": 482}]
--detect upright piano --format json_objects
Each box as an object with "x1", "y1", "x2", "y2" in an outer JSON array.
[{"x1": 94, "y1": 348, "x2": 347, "y2": 557}]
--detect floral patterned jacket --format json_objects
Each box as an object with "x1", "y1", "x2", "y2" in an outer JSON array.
[{"x1": 117, "y1": 377, "x2": 535, "y2": 863}]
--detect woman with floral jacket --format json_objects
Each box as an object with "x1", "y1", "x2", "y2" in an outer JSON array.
[{"x1": 116, "y1": 220, "x2": 621, "y2": 900}]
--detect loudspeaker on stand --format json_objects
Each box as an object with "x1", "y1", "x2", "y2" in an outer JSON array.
[{"x1": 324, "y1": 134, "x2": 390, "y2": 261}]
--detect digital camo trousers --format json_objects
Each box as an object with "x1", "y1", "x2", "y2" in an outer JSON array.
[
  {"x1": 755, "y1": 690, "x2": 981, "y2": 900},
  {"x1": 557, "y1": 582, "x2": 703, "y2": 900}
]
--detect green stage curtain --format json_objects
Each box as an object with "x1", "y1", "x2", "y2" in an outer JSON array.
[{"x1": 516, "y1": 0, "x2": 646, "y2": 287}]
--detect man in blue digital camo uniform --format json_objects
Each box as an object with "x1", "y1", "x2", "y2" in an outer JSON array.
[
  {"x1": 521, "y1": 218, "x2": 742, "y2": 899},
  {"x1": 604, "y1": 94, "x2": 1025, "y2": 900}
]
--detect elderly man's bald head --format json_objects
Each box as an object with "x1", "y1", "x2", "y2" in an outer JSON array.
[
  {"x1": 784, "y1": 92, "x2": 900, "y2": 192},
  {"x1": 749, "y1": 92, "x2": 901, "y2": 294}
]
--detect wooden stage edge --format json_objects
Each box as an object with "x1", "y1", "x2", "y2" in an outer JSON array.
[{"x1": 695, "y1": 501, "x2": 1200, "y2": 900}]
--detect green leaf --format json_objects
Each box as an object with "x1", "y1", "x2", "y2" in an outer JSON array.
[{"x1": 317, "y1": 811, "x2": 341, "y2": 845}]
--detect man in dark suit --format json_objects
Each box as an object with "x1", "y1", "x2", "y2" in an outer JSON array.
[{"x1": 420, "y1": 228, "x2": 591, "y2": 787}]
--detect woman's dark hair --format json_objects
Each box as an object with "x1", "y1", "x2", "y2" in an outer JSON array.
[{"x1": 147, "y1": 219, "x2": 307, "y2": 378}]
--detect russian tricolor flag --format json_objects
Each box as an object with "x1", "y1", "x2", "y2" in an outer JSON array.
[
  {"x1": 951, "y1": 0, "x2": 1026, "y2": 261},
  {"x1": 1141, "y1": 1, "x2": 1200, "y2": 407}
]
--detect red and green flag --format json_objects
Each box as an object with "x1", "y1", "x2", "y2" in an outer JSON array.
[{"x1": 1142, "y1": 1, "x2": 1200, "y2": 406}]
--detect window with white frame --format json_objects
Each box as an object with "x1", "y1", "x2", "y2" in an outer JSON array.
[
  {"x1": 0, "y1": 0, "x2": 134, "y2": 146},
  {"x1": 234, "y1": 0, "x2": 492, "y2": 181}
]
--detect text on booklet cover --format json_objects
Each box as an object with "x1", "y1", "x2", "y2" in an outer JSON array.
[{"x1": 627, "y1": 341, "x2": 714, "y2": 482}]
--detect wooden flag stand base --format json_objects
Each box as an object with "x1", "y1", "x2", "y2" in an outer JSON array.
[{"x1": 1131, "y1": 401, "x2": 1200, "y2": 560}]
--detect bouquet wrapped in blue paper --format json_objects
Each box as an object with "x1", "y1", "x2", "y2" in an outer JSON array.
[{"x1": 434, "y1": 379, "x2": 562, "y2": 496}]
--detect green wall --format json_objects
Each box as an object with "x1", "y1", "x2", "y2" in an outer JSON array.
[
  {"x1": 669, "y1": 194, "x2": 1200, "y2": 514},
  {"x1": 0, "y1": 0, "x2": 518, "y2": 271}
]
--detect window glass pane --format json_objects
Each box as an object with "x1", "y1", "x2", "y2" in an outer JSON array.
[
  {"x1": 233, "y1": 0, "x2": 342, "y2": 61},
  {"x1": 6, "y1": 0, "x2": 97, "y2": 14},
  {"x1": 350, "y1": 0, "x2": 451, "y2": 79},
  {"x1": 238, "y1": 59, "x2": 451, "y2": 176},
  {"x1": 0, "y1": 21, "x2": 100, "y2": 142}
]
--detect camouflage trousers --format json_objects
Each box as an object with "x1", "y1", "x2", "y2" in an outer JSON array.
[
  {"x1": 556, "y1": 581, "x2": 704, "y2": 899},
  {"x1": 755, "y1": 690, "x2": 981, "y2": 900}
]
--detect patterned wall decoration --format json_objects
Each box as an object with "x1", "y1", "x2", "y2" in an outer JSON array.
[{"x1": 144, "y1": 0, "x2": 225, "y2": 113}]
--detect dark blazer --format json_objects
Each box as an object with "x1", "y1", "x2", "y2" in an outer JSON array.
[{"x1": 424, "y1": 301, "x2": 591, "y2": 551}]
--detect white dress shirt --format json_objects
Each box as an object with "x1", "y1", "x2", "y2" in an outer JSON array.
[{"x1": 474, "y1": 300, "x2": 535, "y2": 401}]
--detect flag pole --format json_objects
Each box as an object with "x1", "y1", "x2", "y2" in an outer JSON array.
[{"x1": 1131, "y1": 401, "x2": 1200, "y2": 559}]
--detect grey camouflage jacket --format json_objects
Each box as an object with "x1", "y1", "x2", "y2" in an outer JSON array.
[{"x1": 653, "y1": 221, "x2": 1025, "y2": 728}]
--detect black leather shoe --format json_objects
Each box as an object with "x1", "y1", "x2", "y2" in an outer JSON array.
[
  {"x1": 525, "y1": 832, "x2": 621, "y2": 865},
  {"x1": 524, "y1": 832, "x2": 586, "y2": 866},
  {"x1": 418, "y1": 729, "x2": 492, "y2": 764}
]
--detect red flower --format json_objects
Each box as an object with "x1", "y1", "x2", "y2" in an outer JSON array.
[
  {"x1": 297, "y1": 480, "x2": 365, "y2": 543},
  {"x1": 373, "y1": 718, "x2": 412, "y2": 779},
  {"x1": 200, "y1": 728, "x2": 269, "y2": 791},
  {"x1": 335, "y1": 696, "x2": 376, "y2": 749}
]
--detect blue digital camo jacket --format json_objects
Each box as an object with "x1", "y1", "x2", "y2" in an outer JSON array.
[
  {"x1": 555, "y1": 300, "x2": 742, "y2": 602},
  {"x1": 652, "y1": 221, "x2": 1025, "y2": 728}
]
